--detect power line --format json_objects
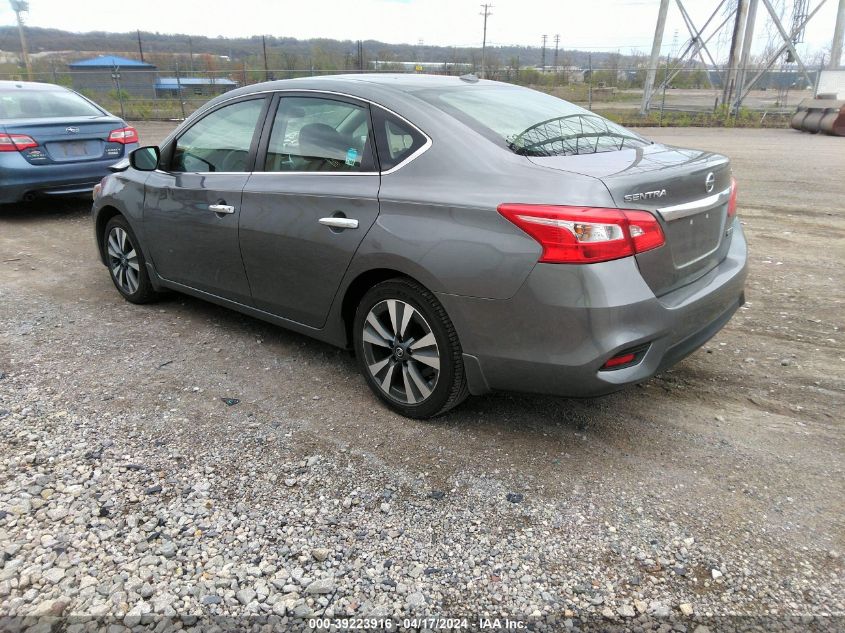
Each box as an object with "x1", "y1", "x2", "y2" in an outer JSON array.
[
  {"x1": 9, "y1": 0, "x2": 32, "y2": 80},
  {"x1": 480, "y1": 4, "x2": 493, "y2": 79},
  {"x1": 554, "y1": 33, "x2": 560, "y2": 69},
  {"x1": 137, "y1": 29, "x2": 144, "y2": 62},
  {"x1": 541, "y1": 34, "x2": 547, "y2": 71}
]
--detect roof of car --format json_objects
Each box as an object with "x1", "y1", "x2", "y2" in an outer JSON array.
[
  {"x1": 211, "y1": 73, "x2": 507, "y2": 112},
  {"x1": 263, "y1": 73, "x2": 493, "y2": 92},
  {"x1": 0, "y1": 80, "x2": 71, "y2": 91}
]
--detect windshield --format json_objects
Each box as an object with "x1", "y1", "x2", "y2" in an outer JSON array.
[
  {"x1": 416, "y1": 85, "x2": 649, "y2": 157},
  {"x1": 0, "y1": 89, "x2": 104, "y2": 120}
]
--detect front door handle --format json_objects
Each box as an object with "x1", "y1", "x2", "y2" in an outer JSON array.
[
  {"x1": 319, "y1": 217, "x2": 359, "y2": 230},
  {"x1": 209, "y1": 204, "x2": 235, "y2": 215}
]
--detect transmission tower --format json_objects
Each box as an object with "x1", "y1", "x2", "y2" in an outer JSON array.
[
  {"x1": 642, "y1": 0, "x2": 840, "y2": 115},
  {"x1": 791, "y1": 0, "x2": 810, "y2": 43}
]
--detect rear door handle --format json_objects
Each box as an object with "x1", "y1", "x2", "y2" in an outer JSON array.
[
  {"x1": 209, "y1": 204, "x2": 235, "y2": 215},
  {"x1": 319, "y1": 217, "x2": 359, "y2": 230}
]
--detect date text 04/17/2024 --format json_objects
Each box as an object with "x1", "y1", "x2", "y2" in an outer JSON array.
[{"x1": 308, "y1": 617, "x2": 527, "y2": 630}]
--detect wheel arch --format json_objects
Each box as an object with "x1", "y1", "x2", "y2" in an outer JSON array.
[
  {"x1": 340, "y1": 268, "x2": 429, "y2": 348},
  {"x1": 95, "y1": 205, "x2": 124, "y2": 265}
]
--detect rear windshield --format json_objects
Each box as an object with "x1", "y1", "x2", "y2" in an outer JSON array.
[
  {"x1": 0, "y1": 89, "x2": 103, "y2": 120},
  {"x1": 415, "y1": 85, "x2": 649, "y2": 157}
]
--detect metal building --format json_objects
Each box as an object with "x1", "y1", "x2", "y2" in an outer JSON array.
[{"x1": 68, "y1": 55, "x2": 157, "y2": 98}]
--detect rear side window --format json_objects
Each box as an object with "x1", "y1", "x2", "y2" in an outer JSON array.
[
  {"x1": 0, "y1": 89, "x2": 102, "y2": 119},
  {"x1": 373, "y1": 109, "x2": 427, "y2": 171},
  {"x1": 172, "y1": 99, "x2": 264, "y2": 173},
  {"x1": 263, "y1": 96, "x2": 375, "y2": 172}
]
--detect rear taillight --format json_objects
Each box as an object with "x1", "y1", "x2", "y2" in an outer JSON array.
[
  {"x1": 602, "y1": 352, "x2": 636, "y2": 369},
  {"x1": 727, "y1": 177, "x2": 738, "y2": 219},
  {"x1": 108, "y1": 126, "x2": 139, "y2": 144},
  {"x1": 0, "y1": 133, "x2": 38, "y2": 152},
  {"x1": 497, "y1": 204, "x2": 665, "y2": 264}
]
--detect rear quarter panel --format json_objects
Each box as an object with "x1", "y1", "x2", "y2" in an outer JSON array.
[{"x1": 353, "y1": 138, "x2": 617, "y2": 300}]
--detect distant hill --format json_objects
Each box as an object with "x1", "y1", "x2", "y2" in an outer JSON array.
[{"x1": 0, "y1": 25, "x2": 641, "y2": 72}]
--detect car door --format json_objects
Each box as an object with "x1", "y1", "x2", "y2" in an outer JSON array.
[
  {"x1": 143, "y1": 96, "x2": 269, "y2": 304},
  {"x1": 239, "y1": 93, "x2": 381, "y2": 328}
]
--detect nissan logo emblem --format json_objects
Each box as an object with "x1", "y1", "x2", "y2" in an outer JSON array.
[{"x1": 705, "y1": 172, "x2": 716, "y2": 193}]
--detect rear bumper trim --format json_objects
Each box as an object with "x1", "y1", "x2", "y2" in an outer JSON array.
[
  {"x1": 440, "y1": 224, "x2": 748, "y2": 398},
  {"x1": 657, "y1": 186, "x2": 730, "y2": 221}
]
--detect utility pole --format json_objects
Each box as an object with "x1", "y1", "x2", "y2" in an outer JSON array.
[
  {"x1": 541, "y1": 34, "x2": 547, "y2": 72},
  {"x1": 641, "y1": 0, "x2": 670, "y2": 114},
  {"x1": 553, "y1": 34, "x2": 560, "y2": 71},
  {"x1": 735, "y1": 0, "x2": 759, "y2": 110},
  {"x1": 137, "y1": 29, "x2": 145, "y2": 62},
  {"x1": 188, "y1": 36, "x2": 195, "y2": 74},
  {"x1": 832, "y1": 0, "x2": 845, "y2": 69},
  {"x1": 480, "y1": 3, "x2": 493, "y2": 79},
  {"x1": 9, "y1": 1, "x2": 33, "y2": 80},
  {"x1": 262, "y1": 35, "x2": 269, "y2": 81},
  {"x1": 723, "y1": 0, "x2": 750, "y2": 109}
]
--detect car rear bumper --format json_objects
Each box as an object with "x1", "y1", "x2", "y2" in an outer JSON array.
[
  {"x1": 0, "y1": 146, "x2": 137, "y2": 204},
  {"x1": 438, "y1": 220, "x2": 748, "y2": 398}
]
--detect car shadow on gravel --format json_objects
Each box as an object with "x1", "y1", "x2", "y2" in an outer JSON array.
[
  {"x1": 144, "y1": 289, "x2": 632, "y2": 436},
  {"x1": 0, "y1": 197, "x2": 92, "y2": 221}
]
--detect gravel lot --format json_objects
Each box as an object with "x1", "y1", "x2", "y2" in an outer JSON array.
[{"x1": 1, "y1": 124, "x2": 843, "y2": 631}]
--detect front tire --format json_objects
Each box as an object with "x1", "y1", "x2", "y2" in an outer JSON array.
[
  {"x1": 353, "y1": 278, "x2": 469, "y2": 419},
  {"x1": 103, "y1": 215, "x2": 157, "y2": 304}
]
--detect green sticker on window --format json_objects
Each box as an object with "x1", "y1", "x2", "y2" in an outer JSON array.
[{"x1": 345, "y1": 148, "x2": 359, "y2": 166}]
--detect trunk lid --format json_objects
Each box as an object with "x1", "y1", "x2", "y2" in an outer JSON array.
[
  {"x1": 0, "y1": 116, "x2": 125, "y2": 164},
  {"x1": 529, "y1": 143, "x2": 733, "y2": 296}
]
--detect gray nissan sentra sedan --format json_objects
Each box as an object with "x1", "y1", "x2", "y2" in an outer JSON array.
[{"x1": 92, "y1": 74, "x2": 747, "y2": 418}]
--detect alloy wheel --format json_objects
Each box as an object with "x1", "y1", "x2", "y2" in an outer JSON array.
[
  {"x1": 361, "y1": 299, "x2": 440, "y2": 405},
  {"x1": 107, "y1": 226, "x2": 140, "y2": 295}
]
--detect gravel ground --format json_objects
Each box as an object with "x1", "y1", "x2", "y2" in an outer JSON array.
[{"x1": 0, "y1": 125, "x2": 843, "y2": 632}]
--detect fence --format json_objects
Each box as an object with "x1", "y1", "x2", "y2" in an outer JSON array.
[{"x1": 0, "y1": 65, "x2": 820, "y2": 123}]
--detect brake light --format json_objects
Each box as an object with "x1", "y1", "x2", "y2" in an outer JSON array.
[
  {"x1": 497, "y1": 204, "x2": 665, "y2": 264},
  {"x1": 727, "y1": 177, "x2": 738, "y2": 219},
  {"x1": 0, "y1": 133, "x2": 38, "y2": 152},
  {"x1": 108, "y1": 127, "x2": 139, "y2": 144}
]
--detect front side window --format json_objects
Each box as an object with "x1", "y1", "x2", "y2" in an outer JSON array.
[
  {"x1": 415, "y1": 85, "x2": 648, "y2": 157},
  {"x1": 264, "y1": 96, "x2": 374, "y2": 172},
  {"x1": 172, "y1": 99, "x2": 264, "y2": 173}
]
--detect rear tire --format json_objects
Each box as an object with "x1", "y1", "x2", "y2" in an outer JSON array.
[
  {"x1": 353, "y1": 278, "x2": 469, "y2": 419},
  {"x1": 103, "y1": 215, "x2": 157, "y2": 304}
]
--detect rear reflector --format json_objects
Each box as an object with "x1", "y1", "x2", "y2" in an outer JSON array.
[
  {"x1": 0, "y1": 133, "x2": 38, "y2": 152},
  {"x1": 498, "y1": 204, "x2": 665, "y2": 264},
  {"x1": 108, "y1": 127, "x2": 139, "y2": 144},
  {"x1": 601, "y1": 353, "x2": 637, "y2": 369},
  {"x1": 727, "y1": 176, "x2": 738, "y2": 219}
]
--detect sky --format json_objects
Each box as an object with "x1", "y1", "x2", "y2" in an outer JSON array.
[{"x1": 0, "y1": 0, "x2": 840, "y2": 62}]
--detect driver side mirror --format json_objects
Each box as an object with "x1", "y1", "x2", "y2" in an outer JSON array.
[{"x1": 130, "y1": 146, "x2": 160, "y2": 171}]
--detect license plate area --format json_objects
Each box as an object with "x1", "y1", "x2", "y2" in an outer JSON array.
[
  {"x1": 665, "y1": 207, "x2": 725, "y2": 268},
  {"x1": 45, "y1": 139, "x2": 104, "y2": 162},
  {"x1": 62, "y1": 141, "x2": 89, "y2": 157}
]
